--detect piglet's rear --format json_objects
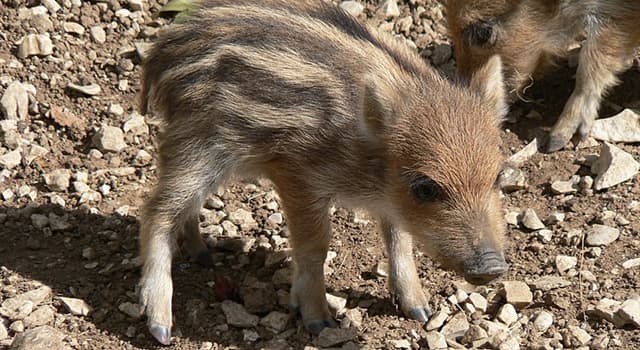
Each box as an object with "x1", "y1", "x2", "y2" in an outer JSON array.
[{"x1": 138, "y1": 0, "x2": 509, "y2": 345}]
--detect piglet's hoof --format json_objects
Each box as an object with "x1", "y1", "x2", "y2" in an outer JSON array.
[
  {"x1": 406, "y1": 307, "x2": 432, "y2": 323},
  {"x1": 149, "y1": 323, "x2": 171, "y2": 346},
  {"x1": 306, "y1": 318, "x2": 338, "y2": 334},
  {"x1": 544, "y1": 133, "x2": 569, "y2": 153}
]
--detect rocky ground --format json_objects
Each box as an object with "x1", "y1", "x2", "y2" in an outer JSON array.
[{"x1": 1, "y1": 0, "x2": 640, "y2": 349}]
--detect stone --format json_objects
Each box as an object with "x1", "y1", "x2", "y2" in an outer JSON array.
[
  {"x1": 43, "y1": 169, "x2": 71, "y2": 192},
  {"x1": 267, "y1": 212, "x2": 283, "y2": 226},
  {"x1": 92, "y1": 126, "x2": 127, "y2": 152},
  {"x1": 499, "y1": 167, "x2": 527, "y2": 192},
  {"x1": 616, "y1": 299, "x2": 640, "y2": 328},
  {"x1": 17, "y1": 34, "x2": 53, "y2": 58},
  {"x1": 378, "y1": 0, "x2": 400, "y2": 18},
  {"x1": 118, "y1": 302, "x2": 143, "y2": 319},
  {"x1": 546, "y1": 212, "x2": 565, "y2": 225},
  {"x1": 341, "y1": 308, "x2": 363, "y2": 329},
  {"x1": 259, "y1": 311, "x2": 289, "y2": 333},
  {"x1": 431, "y1": 44, "x2": 452, "y2": 66},
  {"x1": 550, "y1": 180, "x2": 577, "y2": 194},
  {"x1": 508, "y1": 139, "x2": 539, "y2": 166},
  {"x1": 123, "y1": 113, "x2": 148, "y2": 135},
  {"x1": 440, "y1": 312, "x2": 469, "y2": 340},
  {"x1": 229, "y1": 208, "x2": 257, "y2": 231},
  {"x1": 0, "y1": 300, "x2": 33, "y2": 321},
  {"x1": 533, "y1": 311, "x2": 553, "y2": 332},
  {"x1": 59, "y1": 297, "x2": 91, "y2": 316},
  {"x1": 392, "y1": 339, "x2": 410, "y2": 349},
  {"x1": 9, "y1": 326, "x2": 69, "y2": 350},
  {"x1": 339, "y1": 1, "x2": 364, "y2": 17},
  {"x1": 462, "y1": 324, "x2": 488, "y2": 344},
  {"x1": 0, "y1": 150, "x2": 22, "y2": 169},
  {"x1": 128, "y1": 0, "x2": 144, "y2": 11},
  {"x1": 521, "y1": 208, "x2": 545, "y2": 230},
  {"x1": 496, "y1": 335, "x2": 520, "y2": 350},
  {"x1": 425, "y1": 309, "x2": 450, "y2": 331},
  {"x1": 134, "y1": 42, "x2": 153, "y2": 60},
  {"x1": 221, "y1": 300, "x2": 259, "y2": 328},
  {"x1": 41, "y1": 0, "x2": 61, "y2": 12},
  {"x1": 425, "y1": 331, "x2": 447, "y2": 349},
  {"x1": 468, "y1": 293, "x2": 487, "y2": 313},
  {"x1": 326, "y1": 293, "x2": 347, "y2": 315},
  {"x1": 63, "y1": 22, "x2": 85, "y2": 35},
  {"x1": 23, "y1": 306, "x2": 54, "y2": 327},
  {"x1": 589, "y1": 298, "x2": 621, "y2": 323},
  {"x1": 0, "y1": 321, "x2": 7, "y2": 340},
  {"x1": 586, "y1": 224, "x2": 619, "y2": 246},
  {"x1": 555, "y1": 255, "x2": 577, "y2": 274},
  {"x1": 505, "y1": 211, "x2": 520, "y2": 226},
  {"x1": 562, "y1": 326, "x2": 592, "y2": 347},
  {"x1": 90, "y1": 26, "x2": 106, "y2": 44},
  {"x1": 314, "y1": 328, "x2": 357, "y2": 347},
  {"x1": 536, "y1": 229, "x2": 553, "y2": 243},
  {"x1": 591, "y1": 142, "x2": 639, "y2": 190},
  {"x1": 622, "y1": 258, "x2": 640, "y2": 269},
  {"x1": 496, "y1": 304, "x2": 518, "y2": 326},
  {"x1": 529, "y1": 276, "x2": 571, "y2": 291},
  {"x1": 67, "y1": 83, "x2": 101, "y2": 96},
  {"x1": 591, "y1": 109, "x2": 640, "y2": 143},
  {"x1": 1, "y1": 81, "x2": 29, "y2": 119},
  {"x1": 501, "y1": 281, "x2": 532, "y2": 309},
  {"x1": 23, "y1": 145, "x2": 48, "y2": 165}
]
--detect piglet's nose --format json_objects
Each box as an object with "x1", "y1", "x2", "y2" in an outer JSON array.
[{"x1": 463, "y1": 246, "x2": 508, "y2": 285}]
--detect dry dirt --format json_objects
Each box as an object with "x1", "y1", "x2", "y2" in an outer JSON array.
[{"x1": 1, "y1": 0, "x2": 640, "y2": 349}]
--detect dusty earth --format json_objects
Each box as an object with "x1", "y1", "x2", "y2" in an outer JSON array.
[{"x1": 1, "y1": 0, "x2": 640, "y2": 349}]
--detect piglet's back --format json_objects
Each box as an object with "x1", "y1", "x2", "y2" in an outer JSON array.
[{"x1": 138, "y1": 0, "x2": 436, "y2": 120}]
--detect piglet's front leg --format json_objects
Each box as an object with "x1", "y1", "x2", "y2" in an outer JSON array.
[
  {"x1": 546, "y1": 27, "x2": 636, "y2": 152},
  {"x1": 382, "y1": 220, "x2": 432, "y2": 322}
]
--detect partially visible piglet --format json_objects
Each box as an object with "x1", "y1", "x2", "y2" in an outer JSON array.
[{"x1": 446, "y1": 0, "x2": 640, "y2": 152}]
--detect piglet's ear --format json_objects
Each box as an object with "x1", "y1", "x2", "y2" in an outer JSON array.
[
  {"x1": 468, "y1": 54, "x2": 508, "y2": 121},
  {"x1": 361, "y1": 75, "x2": 396, "y2": 137}
]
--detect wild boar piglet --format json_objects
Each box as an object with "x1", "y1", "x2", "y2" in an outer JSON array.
[
  {"x1": 138, "y1": 0, "x2": 509, "y2": 344},
  {"x1": 446, "y1": 0, "x2": 640, "y2": 152}
]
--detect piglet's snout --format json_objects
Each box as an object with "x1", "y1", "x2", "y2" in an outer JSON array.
[{"x1": 463, "y1": 245, "x2": 508, "y2": 285}]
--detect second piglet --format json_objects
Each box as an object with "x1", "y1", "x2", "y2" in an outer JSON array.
[{"x1": 138, "y1": 0, "x2": 509, "y2": 345}]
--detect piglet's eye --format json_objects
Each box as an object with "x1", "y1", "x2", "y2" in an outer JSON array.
[
  {"x1": 463, "y1": 20, "x2": 497, "y2": 47},
  {"x1": 411, "y1": 176, "x2": 442, "y2": 202}
]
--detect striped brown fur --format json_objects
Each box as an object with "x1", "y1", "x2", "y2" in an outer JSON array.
[
  {"x1": 446, "y1": 0, "x2": 640, "y2": 152},
  {"x1": 138, "y1": 0, "x2": 508, "y2": 344}
]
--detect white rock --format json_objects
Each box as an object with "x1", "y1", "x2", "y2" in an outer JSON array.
[
  {"x1": 67, "y1": 83, "x2": 101, "y2": 96},
  {"x1": 496, "y1": 304, "x2": 518, "y2": 326},
  {"x1": 530, "y1": 276, "x2": 571, "y2": 291},
  {"x1": 23, "y1": 306, "x2": 54, "y2": 327},
  {"x1": 378, "y1": 0, "x2": 400, "y2": 18},
  {"x1": 340, "y1": 1, "x2": 364, "y2": 17},
  {"x1": 341, "y1": 308, "x2": 363, "y2": 329},
  {"x1": 455, "y1": 289, "x2": 469, "y2": 304},
  {"x1": 586, "y1": 224, "x2": 619, "y2": 246},
  {"x1": 106, "y1": 104, "x2": 123, "y2": 118},
  {"x1": 616, "y1": 299, "x2": 640, "y2": 328},
  {"x1": 591, "y1": 142, "x2": 639, "y2": 190},
  {"x1": 622, "y1": 258, "x2": 640, "y2": 269},
  {"x1": 128, "y1": 0, "x2": 144, "y2": 11},
  {"x1": 0, "y1": 320, "x2": 7, "y2": 340},
  {"x1": 0, "y1": 149, "x2": 22, "y2": 169},
  {"x1": 1, "y1": 81, "x2": 29, "y2": 120},
  {"x1": 555, "y1": 255, "x2": 577, "y2": 274},
  {"x1": 499, "y1": 167, "x2": 527, "y2": 192},
  {"x1": 59, "y1": 297, "x2": 91, "y2": 316},
  {"x1": 536, "y1": 229, "x2": 553, "y2": 243},
  {"x1": 220, "y1": 300, "x2": 259, "y2": 328},
  {"x1": 562, "y1": 326, "x2": 592, "y2": 347},
  {"x1": 591, "y1": 109, "x2": 640, "y2": 143},
  {"x1": 468, "y1": 293, "x2": 487, "y2": 313},
  {"x1": 425, "y1": 331, "x2": 447, "y2": 349},
  {"x1": 92, "y1": 126, "x2": 126, "y2": 152},
  {"x1": 501, "y1": 281, "x2": 532, "y2": 309},
  {"x1": 425, "y1": 308, "x2": 450, "y2": 331},
  {"x1": 507, "y1": 138, "x2": 538, "y2": 166},
  {"x1": 326, "y1": 293, "x2": 347, "y2": 315},
  {"x1": 43, "y1": 169, "x2": 71, "y2": 192},
  {"x1": 90, "y1": 26, "x2": 106, "y2": 44},
  {"x1": 41, "y1": 0, "x2": 61, "y2": 12},
  {"x1": 228, "y1": 208, "x2": 257, "y2": 231},
  {"x1": 533, "y1": 311, "x2": 553, "y2": 332},
  {"x1": 17, "y1": 34, "x2": 53, "y2": 58},
  {"x1": 550, "y1": 180, "x2": 576, "y2": 194},
  {"x1": 440, "y1": 312, "x2": 469, "y2": 340},
  {"x1": 590, "y1": 298, "x2": 621, "y2": 323},
  {"x1": 267, "y1": 212, "x2": 283, "y2": 225},
  {"x1": 63, "y1": 22, "x2": 85, "y2": 35},
  {"x1": 521, "y1": 208, "x2": 545, "y2": 230},
  {"x1": 505, "y1": 211, "x2": 519, "y2": 226},
  {"x1": 122, "y1": 113, "x2": 148, "y2": 135}
]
